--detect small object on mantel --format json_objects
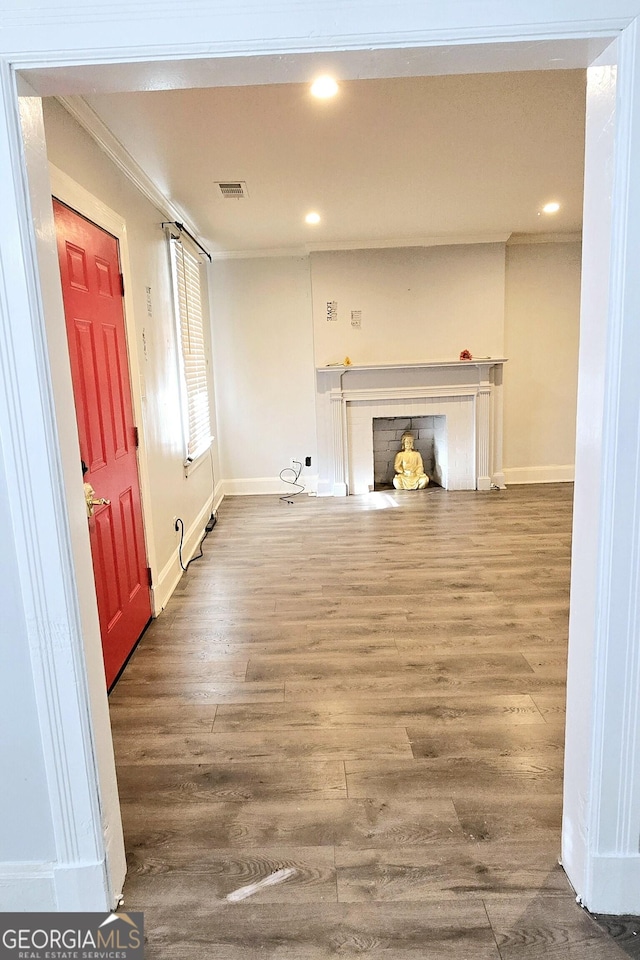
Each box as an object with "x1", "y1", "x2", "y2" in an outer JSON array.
[
  {"x1": 325, "y1": 357, "x2": 353, "y2": 367},
  {"x1": 459, "y1": 349, "x2": 473, "y2": 361}
]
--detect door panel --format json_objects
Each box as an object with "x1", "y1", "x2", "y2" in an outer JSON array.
[
  {"x1": 74, "y1": 318, "x2": 107, "y2": 469},
  {"x1": 54, "y1": 199, "x2": 151, "y2": 689}
]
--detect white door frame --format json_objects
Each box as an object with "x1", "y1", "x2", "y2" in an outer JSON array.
[
  {"x1": 49, "y1": 164, "x2": 158, "y2": 602},
  {"x1": 2, "y1": 0, "x2": 640, "y2": 913}
]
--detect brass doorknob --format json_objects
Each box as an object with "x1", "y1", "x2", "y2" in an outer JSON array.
[{"x1": 84, "y1": 482, "x2": 111, "y2": 518}]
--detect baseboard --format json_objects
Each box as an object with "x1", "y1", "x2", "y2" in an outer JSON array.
[
  {"x1": 223, "y1": 475, "x2": 318, "y2": 496},
  {"x1": 213, "y1": 479, "x2": 225, "y2": 513},
  {"x1": 154, "y1": 540, "x2": 185, "y2": 615},
  {"x1": 0, "y1": 862, "x2": 56, "y2": 910},
  {"x1": 316, "y1": 478, "x2": 333, "y2": 497},
  {"x1": 503, "y1": 464, "x2": 575, "y2": 485},
  {"x1": 53, "y1": 860, "x2": 112, "y2": 911},
  {"x1": 223, "y1": 470, "x2": 572, "y2": 494},
  {"x1": 0, "y1": 860, "x2": 114, "y2": 911},
  {"x1": 152, "y1": 496, "x2": 213, "y2": 612},
  {"x1": 584, "y1": 853, "x2": 640, "y2": 914}
]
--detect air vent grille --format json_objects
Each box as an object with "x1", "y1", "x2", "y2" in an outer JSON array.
[{"x1": 216, "y1": 181, "x2": 249, "y2": 198}]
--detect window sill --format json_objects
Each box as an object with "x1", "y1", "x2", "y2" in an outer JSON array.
[{"x1": 183, "y1": 444, "x2": 212, "y2": 477}]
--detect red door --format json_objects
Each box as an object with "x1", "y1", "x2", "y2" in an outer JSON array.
[{"x1": 54, "y1": 199, "x2": 152, "y2": 689}]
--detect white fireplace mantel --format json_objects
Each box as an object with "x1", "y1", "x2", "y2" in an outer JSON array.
[
  {"x1": 315, "y1": 360, "x2": 507, "y2": 496},
  {"x1": 317, "y1": 359, "x2": 507, "y2": 374}
]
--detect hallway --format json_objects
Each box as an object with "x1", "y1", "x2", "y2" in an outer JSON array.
[{"x1": 108, "y1": 484, "x2": 639, "y2": 958}]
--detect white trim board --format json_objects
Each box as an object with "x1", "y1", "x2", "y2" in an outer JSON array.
[
  {"x1": 48, "y1": 163, "x2": 160, "y2": 605},
  {"x1": 0, "y1": 863, "x2": 56, "y2": 911},
  {"x1": 223, "y1": 476, "x2": 319, "y2": 497},
  {"x1": 153, "y1": 495, "x2": 213, "y2": 612},
  {"x1": 584, "y1": 854, "x2": 640, "y2": 914},
  {"x1": 503, "y1": 465, "x2": 575, "y2": 484},
  {"x1": 4, "y1": 87, "x2": 121, "y2": 912}
]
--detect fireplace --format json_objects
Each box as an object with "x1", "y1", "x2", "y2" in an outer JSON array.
[
  {"x1": 315, "y1": 360, "x2": 506, "y2": 496},
  {"x1": 372, "y1": 416, "x2": 443, "y2": 488}
]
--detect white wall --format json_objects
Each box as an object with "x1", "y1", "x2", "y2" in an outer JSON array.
[
  {"x1": 42, "y1": 98, "x2": 217, "y2": 608},
  {"x1": 311, "y1": 244, "x2": 506, "y2": 366},
  {"x1": 210, "y1": 256, "x2": 317, "y2": 493},
  {"x1": 212, "y1": 241, "x2": 580, "y2": 493},
  {"x1": 503, "y1": 240, "x2": 582, "y2": 483}
]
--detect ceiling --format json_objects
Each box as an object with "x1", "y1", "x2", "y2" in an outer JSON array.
[{"x1": 77, "y1": 68, "x2": 587, "y2": 256}]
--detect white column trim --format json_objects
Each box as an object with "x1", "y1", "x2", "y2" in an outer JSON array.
[
  {"x1": 330, "y1": 386, "x2": 348, "y2": 497},
  {"x1": 476, "y1": 364, "x2": 492, "y2": 491},
  {"x1": 587, "y1": 17, "x2": 640, "y2": 894},
  {"x1": 491, "y1": 362, "x2": 506, "y2": 488},
  {"x1": 0, "y1": 67, "x2": 114, "y2": 908}
]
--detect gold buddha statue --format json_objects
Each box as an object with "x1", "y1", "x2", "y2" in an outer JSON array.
[{"x1": 393, "y1": 432, "x2": 429, "y2": 490}]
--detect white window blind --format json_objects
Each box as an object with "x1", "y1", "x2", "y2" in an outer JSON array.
[{"x1": 170, "y1": 238, "x2": 211, "y2": 461}]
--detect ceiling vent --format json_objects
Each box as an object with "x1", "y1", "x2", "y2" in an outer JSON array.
[{"x1": 216, "y1": 181, "x2": 249, "y2": 199}]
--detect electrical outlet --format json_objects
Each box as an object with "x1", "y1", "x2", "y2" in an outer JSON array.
[{"x1": 305, "y1": 456, "x2": 312, "y2": 467}]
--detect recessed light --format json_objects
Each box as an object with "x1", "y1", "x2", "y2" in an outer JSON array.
[
  {"x1": 305, "y1": 212, "x2": 321, "y2": 225},
  {"x1": 310, "y1": 76, "x2": 339, "y2": 99},
  {"x1": 542, "y1": 201, "x2": 561, "y2": 214}
]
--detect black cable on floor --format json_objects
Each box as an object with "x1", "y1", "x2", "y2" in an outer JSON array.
[
  {"x1": 279, "y1": 461, "x2": 304, "y2": 504},
  {"x1": 175, "y1": 513, "x2": 216, "y2": 571}
]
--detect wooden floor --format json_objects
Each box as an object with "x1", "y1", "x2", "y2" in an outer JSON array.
[{"x1": 109, "y1": 484, "x2": 640, "y2": 959}]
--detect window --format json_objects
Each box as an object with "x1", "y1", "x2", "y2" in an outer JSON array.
[{"x1": 169, "y1": 237, "x2": 212, "y2": 462}]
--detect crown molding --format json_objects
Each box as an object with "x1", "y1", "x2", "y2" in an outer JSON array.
[
  {"x1": 507, "y1": 231, "x2": 583, "y2": 244},
  {"x1": 210, "y1": 233, "x2": 512, "y2": 260},
  {"x1": 305, "y1": 234, "x2": 511, "y2": 253},
  {"x1": 56, "y1": 95, "x2": 203, "y2": 241},
  {"x1": 210, "y1": 246, "x2": 309, "y2": 261}
]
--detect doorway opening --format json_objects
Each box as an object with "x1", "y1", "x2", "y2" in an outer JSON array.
[{"x1": 10, "y1": 13, "x2": 628, "y2": 916}]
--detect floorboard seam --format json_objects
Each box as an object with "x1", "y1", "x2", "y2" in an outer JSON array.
[{"x1": 482, "y1": 898, "x2": 505, "y2": 960}]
